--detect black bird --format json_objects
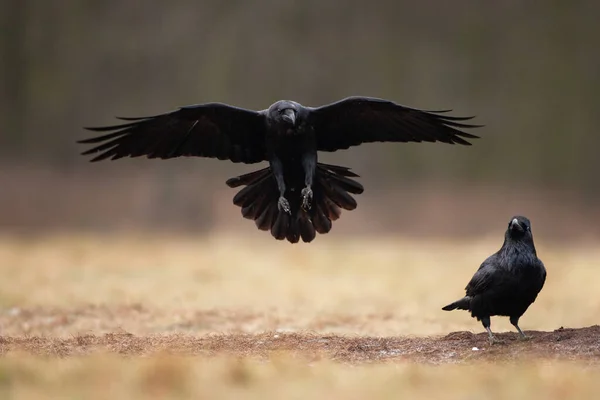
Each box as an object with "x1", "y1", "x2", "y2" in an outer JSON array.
[
  {"x1": 442, "y1": 216, "x2": 547, "y2": 344},
  {"x1": 79, "y1": 96, "x2": 481, "y2": 243}
]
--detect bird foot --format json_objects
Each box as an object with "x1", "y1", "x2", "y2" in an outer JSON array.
[
  {"x1": 301, "y1": 187, "x2": 313, "y2": 210},
  {"x1": 488, "y1": 335, "x2": 505, "y2": 345},
  {"x1": 278, "y1": 196, "x2": 291, "y2": 214},
  {"x1": 518, "y1": 335, "x2": 531, "y2": 342}
]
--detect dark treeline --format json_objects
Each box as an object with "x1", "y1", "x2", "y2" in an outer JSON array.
[{"x1": 1, "y1": 0, "x2": 599, "y2": 237}]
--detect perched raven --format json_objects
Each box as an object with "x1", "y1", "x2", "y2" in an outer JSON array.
[
  {"x1": 79, "y1": 96, "x2": 481, "y2": 243},
  {"x1": 442, "y1": 216, "x2": 547, "y2": 344}
]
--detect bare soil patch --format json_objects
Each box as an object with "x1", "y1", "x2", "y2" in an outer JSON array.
[{"x1": 2, "y1": 326, "x2": 599, "y2": 365}]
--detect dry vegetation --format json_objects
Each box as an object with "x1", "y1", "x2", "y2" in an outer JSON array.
[{"x1": 0, "y1": 232, "x2": 599, "y2": 398}]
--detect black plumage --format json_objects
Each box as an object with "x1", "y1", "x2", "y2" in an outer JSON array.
[
  {"x1": 442, "y1": 216, "x2": 547, "y2": 344},
  {"x1": 79, "y1": 96, "x2": 481, "y2": 243}
]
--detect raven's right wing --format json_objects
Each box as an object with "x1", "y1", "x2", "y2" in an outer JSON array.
[
  {"x1": 307, "y1": 96, "x2": 481, "y2": 152},
  {"x1": 79, "y1": 103, "x2": 267, "y2": 164}
]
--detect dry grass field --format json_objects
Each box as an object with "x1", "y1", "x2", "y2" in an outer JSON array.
[{"x1": 0, "y1": 231, "x2": 599, "y2": 399}]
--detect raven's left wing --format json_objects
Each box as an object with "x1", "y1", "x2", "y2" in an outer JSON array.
[
  {"x1": 307, "y1": 96, "x2": 482, "y2": 152},
  {"x1": 79, "y1": 103, "x2": 267, "y2": 164}
]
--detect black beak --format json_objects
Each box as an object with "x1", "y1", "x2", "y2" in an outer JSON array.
[
  {"x1": 509, "y1": 218, "x2": 523, "y2": 232},
  {"x1": 282, "y1": 109, "x2": 296, "y2": 125}
]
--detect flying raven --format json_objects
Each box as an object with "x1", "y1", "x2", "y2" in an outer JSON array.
[
  {"x1": 442, "y1": 216, "x2": 547, "y2": 344},
  {"x1": 79, "y1": 96, "x2": 481, "y2": 243}
]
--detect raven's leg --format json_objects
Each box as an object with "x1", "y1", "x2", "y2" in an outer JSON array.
[
  {"x1": 271, "y1": 157, "x2": 291, "y2": 214},
  {"x1": 510, "y1": 316, "x2": 529, "y2": 340},
  {"x1": 481, "y1": 316, "x2": 503, "y2": 345},
  {"x1": 301, "y1": 151, "x2": 316, "y2": 211}
]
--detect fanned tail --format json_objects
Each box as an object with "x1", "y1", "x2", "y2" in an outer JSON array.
[{"x1": 225, "y1": 163, "x2": 364, "y2": 243}]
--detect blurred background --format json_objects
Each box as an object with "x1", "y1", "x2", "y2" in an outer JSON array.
[{"x1": 1, "y1": 0, "x2": 598, "y2": 242}]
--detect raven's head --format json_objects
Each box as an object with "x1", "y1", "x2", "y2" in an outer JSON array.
[
  {"x1": 506, "y1": 215, "x2": 533, "y2": 241},
  {"x1": 267, "y1": 100, "x2": 301, "y2": 129}
]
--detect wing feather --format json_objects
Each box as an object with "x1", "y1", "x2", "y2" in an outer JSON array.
[
  {"x1": 79, "y1": 103, "x2": 267, "y2": 164},
  {"x1": 307, "y1": 96, "x2": 482, "y2": 152}
]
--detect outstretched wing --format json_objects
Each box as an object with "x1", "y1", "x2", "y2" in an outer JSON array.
[
  {"x1": 79, "y1": 103, "x2": 267, "y2": 164},
  {"x1": 307, "y1": 96, "x2": 482, "y2": 152}
]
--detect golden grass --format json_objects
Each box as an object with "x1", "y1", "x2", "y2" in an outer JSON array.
[
  {"x1": 1, "y1": 231, "x2": 600, "y2": 398},
  {"x1": 1, "y1": 354, "x2": 600, "y2": 400},
  {"x1": 0, "y1": 232, "x2": 598, "y2": 336}
]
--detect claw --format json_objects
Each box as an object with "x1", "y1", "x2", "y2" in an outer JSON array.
[
  {"x1": 278, "y1": 196, "x2": 291, "y2": 214},
  {"x1": 486, "y1": 326, "x2": 505, "y2": 345},
  {"x1": 301, "y1": 187, "x2": 313, "y2": 210},
  {"x1": 488, "y1": 335, "x2": 505, "y2": 345}
]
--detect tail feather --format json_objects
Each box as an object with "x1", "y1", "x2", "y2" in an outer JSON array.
[
  {"x1": 298, "y1": 213, "x2": 316, "y2": 242},
  {"x1": 226, "y1": 162, "x2": 363, "y2": 243},
  {"x1": 255, "y1": 203, "x2": 277, "y2": 231},
  {"x1": 442, "y1": 297, "x2": 471, "y2": 311},
  {"x1": 322, "y1": 183, "x2": 358, "y2": 210},
  {"x1": 286, "y1": 216, "x2": 300, "y2": 244},
  {"x1": 272, "y1": 209, "x2": 290, "y2": 241},
  {"x1": 225, "y1": 167, "x2": 270, "y2": 188},
  {"x1": 322, "y1": 197, "x2": 342, "y2": 221},
  {"x1": 232, "y1": 173, "x2": 272, "y2": 208},
  {"x1": 312, "y1": 203, "x2": 332, "y2": 234},
  {"x1": 317, "y1": 162, "x2": 361, "y2": 178},
  {"x1": 241, "y1": 190, "x2": 271, "y2": 220},
  {"x1": 318, "y1": 167, "x2": 364, "y2": 194}
]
